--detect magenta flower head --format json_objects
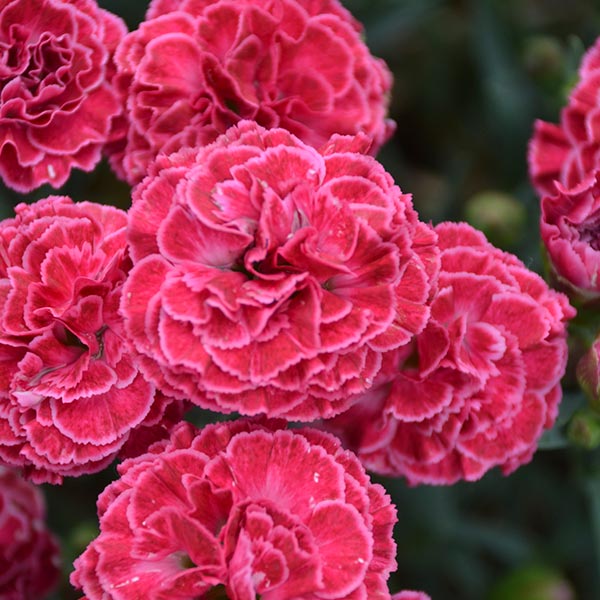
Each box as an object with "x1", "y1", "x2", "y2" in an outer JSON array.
[
  {"x1": 529, "y1": 36, "x2": 600, "y2": 196},
  {"x1": 324, "y1": 222, "x2": 575, "y2": 485},
  {"x1": 107, "y1": 0, "x2": 394, "y2": 184},
  {"x1": 0, "y1": 0, "x2": 126, "y2": 192},
  {"x1": 121, "y1": 121, "x2": 438, "y2": 420},
  {"x1": 540, "y1": 170, "x2": 600, "y2": 300},
  {"x1": 0, "y1": 196, "x2": 174, "y2": 483},
  {"x1": 71, "y1": 419, "x2": 398, "y2": 599},
  {"x1": 0, "y1": 466, "x2": 60, "y2": 599}
]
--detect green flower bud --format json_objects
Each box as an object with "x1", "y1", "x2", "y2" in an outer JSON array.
[
  {"x1": 464, "y1": 190, "x2": 527, "y2": 248},
  {"x1": 567, "y1": 408, "x2": 600, "y2": 449},
  {"x1": 577, "y1": 338, "x2": 600, "y2": 412},
  {"x1": 523, "y1": 35, "x2": 565, "y2": 82},
  {"x1": 488, "y1": 565, "x2": 574, "y2": 600}
]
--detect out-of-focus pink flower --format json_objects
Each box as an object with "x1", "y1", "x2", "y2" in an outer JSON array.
[
  {"x1": 0, "y1": 196, "x2": 175, "y2": 483},
  {"x1": 0, "y1": 0, "x2": 126, "y2": 192},
  {"x1": 324, "y1": 222, "x2": 574, "y2": 485},
  {"x1": 71, "y1": 419, "x2": 398, "y2": 599},
  {"x1": 107, "y1": 0, "x2": 394, "y2": 184},
  {"x1": 540, "y1": 170, "x2": 600, "y2": 299},
  {"x1": 0, "y1": 466, "x2": 60, "y2": 599},
  {"x1": 529, "y1": 37, "x2": 600, "y2": 196},
  {"x1": 121, "y1": 121, "x2": 437, "y2": 420}
]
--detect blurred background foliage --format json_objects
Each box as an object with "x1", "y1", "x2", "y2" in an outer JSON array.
[{"x1": 2, "y1": 0, "x2": 600, "y2": 598}]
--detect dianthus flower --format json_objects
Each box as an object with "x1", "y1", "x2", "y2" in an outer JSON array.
[
  {"x1": 0, "y1": 466, "x2": 60, "y2": 599},
  {"x1": 0, "y1": 196, "x2": 174, "y2": 483},
  {"x1": 107, "y1": 0, "x2": 394, "y2": 184},
  {"x1": 324, "y1": 222, "x2": 574, "y2": 484},
  {"x1": 540, "y1": 170, "x2": 600, "y2": 300},
  {"x1": 71, "y1": 420, "x2": 398, "y2": 599},
  {"x1": 529, "y1": 36, "x2": 600, "y2": 196},
  {"x1": 0, "y1": 0, "x2": 125, "y2": 192},
  {"x1": 121, "y1": 121, "x2": 438, "y2": 420}
]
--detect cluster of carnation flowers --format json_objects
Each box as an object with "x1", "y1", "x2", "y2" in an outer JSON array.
[
  {"x1": 528, "y1": 35, "x2": 600, "y2": 412},
  {"x1": 0, "y1": 0, "x2": 579, "y2": 598}
]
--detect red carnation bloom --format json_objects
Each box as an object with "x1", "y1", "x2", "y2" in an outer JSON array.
[
  {"x1": 107, "y1": 0, "x2": 394, "y2": 184},
  {"x1": 121, "y1": 121, "x2": 437, "y2": 420},
  {"x1": 540, "y1": 170, "x2": 600, "y2": 300},
  {"x1": 324, "y1": 222, "x2": 574, "y2": 484},
  {"x1": 529, "y1": 37, "x2": 600, "y2": 196},
  {"x1": 0, "y1": 466, "x2": 60, "y2": 599},
  {"x1": 0, "y1": 197, "x2": 175, "y2": 483},
  {"x1": 0, "y1": 0, "x2": 126, "y2": 192},
  {"x1": 71, "y1": 420, "x2": 398, "y2": 599}
]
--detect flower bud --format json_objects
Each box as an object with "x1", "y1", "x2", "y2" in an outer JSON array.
[
  {"x1": 464, "y1": 190, "x2": 527, "y2": 248},
  {"x1": 567, "y1": 408, "x2": 600, "y2": 449},
  {"x1": 577, "y1": 337, "x2": 600, "y2": 412},
  {"x1": 523, "y1": 35, "x2": 565, "y2": 83},
  {"x1": 489, "y1": 565, "x2": 575, "y2": 600}
]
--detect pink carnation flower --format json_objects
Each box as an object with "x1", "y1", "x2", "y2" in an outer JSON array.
[
  {"x1": 529, "y1": 37, "x2": 600, "y2": 196},
  {"x1": 0, "y1": 196, "x2": 174, "y2": 483},
  {"x1": 71, "y1": 420, "x2": 398, "y2": 599},
  {"x1": 324, "y1": 222, "x2": 574, "y2": 484},
  {"x1": 540, "y1": 170, "x2": 600, "y2": 299},
  {"x1": 0, "y1": 0, "x2": 126, "y2": 192},
  {"x1": 0, "y1": 466, "x2": 60, "y2": 599},
  {"x1": 392, "y1": 593, "x2": 431, "y2": 600},
  {"x1": 121, "y1": 121, "x2": 437, "y2": 420},
  {"x1": 108, "y1": 0, "x2": 394, "y2": 184}
]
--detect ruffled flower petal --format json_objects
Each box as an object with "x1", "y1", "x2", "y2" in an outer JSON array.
[
  {"x1": 121, "y1": 122, "x2": 437, "y2": 420},
  {"x1": 324, "y1": 222, "x2": 574, "y2": 484},
  {"x1": 71, "y1": 420, "x2": 398, "y2": 600}
]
